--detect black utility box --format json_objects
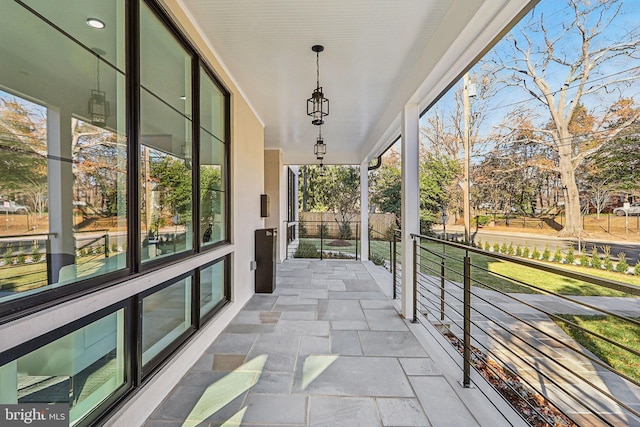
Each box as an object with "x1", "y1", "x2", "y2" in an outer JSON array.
[{"x1": 255, "y1": 228, "x2": 277, "y2": 293}]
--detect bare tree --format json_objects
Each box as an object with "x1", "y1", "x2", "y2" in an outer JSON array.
[{"x1": 487, "y1": 0, "x2": 640, "y2": 236}]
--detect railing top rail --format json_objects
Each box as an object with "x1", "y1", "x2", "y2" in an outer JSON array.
[
  {"x1": 74, "y1": 229, "x2": 109, "y2": 234},
  {"x1": 0, "y1": 232, "x2": 57, "y2": 240},
  {"x1": 410, "y1": 233, "x2": 640, "y2": 297}
]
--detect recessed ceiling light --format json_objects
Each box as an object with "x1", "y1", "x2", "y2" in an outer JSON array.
[
  {"x1": 180, "y1": 96, "x2": 187, "y2": 100},
  {"x1": 86, "y1": 18, "x2": 105, "y2": 29}
]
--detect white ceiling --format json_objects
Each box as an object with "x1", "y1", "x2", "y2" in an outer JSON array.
[{"x1": 175, "y1": 0, "x2": 534, "y2": 165}]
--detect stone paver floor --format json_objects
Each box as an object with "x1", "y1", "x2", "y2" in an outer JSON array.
[{"x1": 143, "y1": 260, "x2": 511, "y2": 427}]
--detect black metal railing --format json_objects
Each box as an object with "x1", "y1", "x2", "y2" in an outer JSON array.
[
  {"x1": 0, "y1": 230, "x2": 113, "y2": 295},
  {"x1": 285, "y1": 220, "x2": 360, "y2": 261},
  {"x1": 408, "y1": 233, "x2": 640, "y2": 427}
]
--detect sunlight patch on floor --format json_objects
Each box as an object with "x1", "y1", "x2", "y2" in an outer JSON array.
[
  {"x1": 181, "y1": 354, "x2": 267, "y2": 427},
  {"x1": 302, "y1": 355, "x2": 339, "y2": 390}
]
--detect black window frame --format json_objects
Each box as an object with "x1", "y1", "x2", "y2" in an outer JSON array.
[
  {"x1": 137, "y1": 270, "x2": 196, "y2": 379},
  {"x1": 0, "y1": 0, "x2": 232, "y2": 322},
  {"x1": 0, "y1": 299, "x2": 133, "y2": 427}
]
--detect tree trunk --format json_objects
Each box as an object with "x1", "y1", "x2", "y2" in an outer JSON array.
[{"x1": 558, "y1": 151, "x2": 582, "y2": 237}]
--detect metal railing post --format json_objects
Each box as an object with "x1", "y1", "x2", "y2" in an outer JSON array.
[
  {"x1": 320, "y1": 222, "x2": 324, "y2": 260},
  {"x1": 104, "y1": 231, "x2": 109, "y2": 258},
  {"x1": 356, "y1": 223, "x2": 359, "y2": 260},
  {"x1": 412, "y1": 237, "x2": 418, "y2": 323},
  {"x1": 463, "y1": 252, "x2": 471, "y2": 388},
  {"x1": 392, "y1": 233, "x2": 397, "y2": 299},
  {"x1": 440, "y1": 259, "x2": 445, "y2": 321}
]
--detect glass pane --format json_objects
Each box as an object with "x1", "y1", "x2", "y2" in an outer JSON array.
[
  {"x1": 142, "y1": 278, "x2": 192, "y2": 365},
  {"x1": 200, "y1": 68, "x2": 225, "y2": 142},
  {"x1": 0, "y1": 309, "x2": 126, "y2": 427},
  {"x1": 140, "y1": 2, "x2": 192, "y2": 116},
  {"x1": 20, "y1": 0, "x2": 126, "y2": 72},
  {"x1": 200, "y1": 259, "x2": 225, "y2": 318},
  {"x1": 140, "y1": 89, "x2": 193, "y2": 262},
  {"x1": 200, "y1": 130, "x2": 225, "y2": 246},
  {"x1": 0, "y1": 1, "x2": 127, "y2": 304}
]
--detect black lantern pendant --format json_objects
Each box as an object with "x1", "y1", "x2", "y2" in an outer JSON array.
[
  {"x1": 307, "y1": 45, "x2": 329, "y2": 126},
  {"x1": 314, "y1": 126, "x2": 327, "y2": 159},
  {"x1": 89, "y1": 52, "x2": 110, "y2": 127}
]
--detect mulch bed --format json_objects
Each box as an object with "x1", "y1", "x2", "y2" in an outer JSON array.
[{"x1": 444, "y1": 332, "x2": 577, "y2": 427}]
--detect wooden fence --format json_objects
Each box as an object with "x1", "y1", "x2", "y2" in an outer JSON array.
[{"x1": 298, "y1": 212, "x2": 397, "y2": 233}]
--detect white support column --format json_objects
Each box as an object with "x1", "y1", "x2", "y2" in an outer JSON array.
[
  {"x1": 360, "y1": 161, "x2": 369, "y2": 261},
  {"x1": 47, "y1": 107, "x2": 76, "y2": 283},
  {"x1": 401, "y1": 103, "x2": 419, "y2": 319}
]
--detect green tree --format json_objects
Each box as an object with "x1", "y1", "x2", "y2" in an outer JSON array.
[
  {"x1": 150, "y1": 156, "x2": 192, "y2": 224},
  {"x1": 370, "y1": 164, "x2": 401, "y2": 219},
  {"x1": 489, "y1": 0, "x2": 640, "y2": 236},
  {"x1": 419, "y1": 153, "x2": 459, "y2": 232}
]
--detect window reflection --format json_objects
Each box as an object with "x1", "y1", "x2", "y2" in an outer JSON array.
[
  {"x1": 140, "y1": 145, "x2": 193, "y2": 261},
  {"x1": 142, "y1": 277, "x2": 192, "y2": 365},
  {"x1": 0, "y1": 309, "x2": 126, "y2": 426},
  {"x1": 200, "y1": 258, "x2": 225, "y2": 318}
]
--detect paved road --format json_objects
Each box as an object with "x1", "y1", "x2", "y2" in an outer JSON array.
[{"x1": 436, "y1": 227, "x2": 640, "y2": 265}]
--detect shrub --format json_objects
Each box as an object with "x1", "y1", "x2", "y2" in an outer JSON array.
[
  {"x1": 635, "y1": 262, "x2": 640, "y2": 276},
  {"x1": 531, "y1": 246, "x2": 540, "y2": 260},
  {"x1": 507, "y1": 243, "x2": 514, "y2": 255},
  {"x1": 616, "y1": 252, "x2": 629, "y2": 273},
  {"x1": 580, "y1": 254, "x2": 589, "y2": 267},
  {"x1": 522, "y1": 246, "x2": 530, "y2": 258},
  {"x1": 111, "y1": 242, "x2": 119, "y2": 253},
  {"x1": 493, "y1": 242, "x2": 500, "y2": 253},
  {"x1": 565, "y1": 246, "x2": 575, "y2": 265},
  {"x1": 516, "y1": 246, "x2": 522, "y2": 257},
  {"x1": 603, "y1": 246, "x2": 613, "y2": 271},
  {"x1": 591, "y1": 247, "x2": 601, "y2": 269},
  {"x1": 541, "y1": 245, "x2": 550, "y2": 261},
  {"x1": 79, "y1": 248, "x2": 86, "y2": 257},
  {"x1": 299, "y1": 220, "x2": 308, "y2": 238},
  {"x1": 370, "y1": 252, "x2": 386, "y2": 266},
  {"x1": 553, "y1": 248, "x2": 562, "y2": 263},
  {"x1": 484, "y1": 241, "x2": 491, "y2": 251},
  {"x1": 338, "y1": 222, "x2": 353, "y2": 240},
  {"x1": 317, "y1": 223, "x2": 329, "y2": 238},
  {"x1": 294, "y1": 241, "x2": 320, "y2": 258},
  {"x1": 31, "y1": 246, "x2": 41, "y2": 263},
  {"x1": 16, "y1": 251, "x2": 26, "y2": 264},
  {"x1": 472, "y1": 215, "x2": 490, "y2": 226},
  {"x1": 500, "y1": 242, "x2": 508, "y2": 253}
]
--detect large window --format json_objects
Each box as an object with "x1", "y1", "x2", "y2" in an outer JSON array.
[
  {"x1": 0, "y1": 307, "x2": 128, "y2": 427},
  {"x1": 199, "y1": 257, "x2": 227, "y2": 319},
  {"x1": 139, "y1": 2, "x2": 194, "y2": 263},
  {"x1": 0, "y1": 0, "x2": 232, "y2": 422},
  {"x1": 0, "y1": 0, "x2": 231, "y2": 316},
  {"x1": 0, "y1": 0, "x2": 128, "y2": 304},
  {"x1": 199, "y1": 68, "x2": 228, "y2": 247},
  {"x1": 141, "y1": 276, "x2": 193, "y2": 372}
]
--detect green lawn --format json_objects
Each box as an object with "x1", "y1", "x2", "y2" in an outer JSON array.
[
  {"x1": 555, "y1": 315, "x2": 640, "y2": 383},
  {"x1": 295, "y1": 238, "x2": 392, "y2": 258},
  {"x1": 0, "y1": 254, "x2": 118, "y2": 293},
  {"x1": 417, "y1": 242, "x2": 639, "y2": 297}
]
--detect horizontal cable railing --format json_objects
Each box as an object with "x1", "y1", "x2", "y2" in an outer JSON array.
[
  {"x1": 410, "y1": 233, "x2": 640, "y2": 427},
  {"x1": 393, "y1": 229, "x2": 402, "y2": 300}
]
